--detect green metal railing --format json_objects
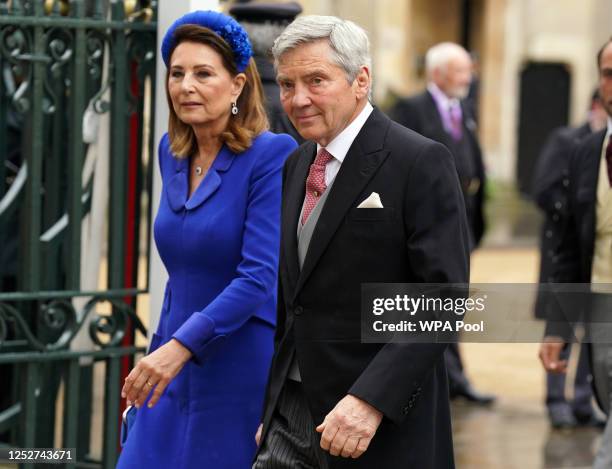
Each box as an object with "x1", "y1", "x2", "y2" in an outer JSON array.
[{"x1": 0, "y1": 1, "x2": 157, "y2": 467}]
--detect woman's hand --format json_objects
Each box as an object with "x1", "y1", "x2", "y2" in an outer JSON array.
[{"x1": 121, "y1": 338, "x2": 192, "y2": 409}]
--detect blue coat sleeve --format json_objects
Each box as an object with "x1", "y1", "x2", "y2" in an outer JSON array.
[{"x1": 172, "y1": 134, "x2": 298, "y2": 363}]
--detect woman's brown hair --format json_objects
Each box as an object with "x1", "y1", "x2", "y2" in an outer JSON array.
[{"x1": 166, "y1": 24, "x2": 269, "y2": 157}]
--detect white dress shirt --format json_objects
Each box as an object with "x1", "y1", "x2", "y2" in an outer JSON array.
[{"x1": 317, "y1": 101, "x2": 374, "y2": 185}]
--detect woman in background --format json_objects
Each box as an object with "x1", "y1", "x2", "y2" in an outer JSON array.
[{"x1": 116, "y1": 11, "x2": 297, "y2": 469}]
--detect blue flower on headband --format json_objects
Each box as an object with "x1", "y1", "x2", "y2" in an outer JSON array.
[{"x1": 161, "y1": 10, "x2": 253, "y2": 72}]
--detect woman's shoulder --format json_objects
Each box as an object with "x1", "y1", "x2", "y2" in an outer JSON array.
[
  {"x1": 251, "y1": 130, "x2": 298, "y2": 152},
  {"x1": 245, "y1": 131, "x2": 299, "y2": 169}
]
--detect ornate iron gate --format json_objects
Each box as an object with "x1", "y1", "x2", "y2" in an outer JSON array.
[{"x1": 0, "y1": 1, "x2": 157, "y2": 467}]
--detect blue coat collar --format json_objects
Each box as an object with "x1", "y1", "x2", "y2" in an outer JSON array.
[{"x1": 166, "y1": 145, "x2": 236, "y2": 212}]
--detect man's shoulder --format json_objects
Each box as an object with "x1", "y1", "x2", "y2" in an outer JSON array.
[
  {"x1": 550, "y1": 124, "x2": 590, "y2": 145},
  {"x1": 385, "y1": 117, "x2": 444, "y2": 154},
  {"x1": 573, "y1": 128, "x2": 606, "y2": 156},
  {"x1": 392, "y1": 91, "x2": 432, "y2": 112},
  {"x1": 567, "y1": 128, "x2": 607, "y2": 176}
]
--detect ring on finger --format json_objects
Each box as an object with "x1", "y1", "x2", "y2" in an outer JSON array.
[{"x1": 145, "y1": 380, "x2": 153, "y2": 388}]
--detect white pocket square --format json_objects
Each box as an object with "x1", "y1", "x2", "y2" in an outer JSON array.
[{"x1": 357, "y1": 192, "x2": 384, "y2": 208}]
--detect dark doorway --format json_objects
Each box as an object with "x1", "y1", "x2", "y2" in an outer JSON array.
[{"x1": 517, "y1": 62, "x2": 571, "y2": 194}]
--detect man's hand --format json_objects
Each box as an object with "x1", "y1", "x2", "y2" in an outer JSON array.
[
  {"x1": 316, "y1": 394, "x2": 383, "y2": 459},
  {"x1": 255, "y1": 423, "x2": 263, "y2": 446},
  {"x1": 539, "y1": 337, "x2": 567, "y2": 373},
  {"x1": 121, "y1": 338, "x2": 192, "y2": 409}
]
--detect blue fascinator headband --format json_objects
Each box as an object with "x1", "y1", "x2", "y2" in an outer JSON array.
[{"x1": 161, "y1": 10, "x2": 253, "y2": 72}]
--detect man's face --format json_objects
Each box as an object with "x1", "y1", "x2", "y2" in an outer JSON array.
[
  {"x1": 599, "y1": 42, "x2": 612, "y2": 118},
  {"x1": 276, "y1": 40, "x2": 370, "y2": 147},
  {"x1": 589, "y1": 99, "x2": 608, "y2": 132},
  {"x1": 435, "y1": 53, "x2": 472, "y2": 100}
]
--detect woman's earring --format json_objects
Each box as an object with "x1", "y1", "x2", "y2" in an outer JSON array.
[{"x1": 231, "y1": 102, "x2": 239, "y2": 115}]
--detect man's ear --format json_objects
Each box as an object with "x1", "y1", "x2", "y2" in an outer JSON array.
[
  {"x1": 355, "y1": 66, "x2": 371, "y2": 99},
  {"x1": 431, "y1": 67, "x2": 445, "y2": 89},
  {"x1": 232, "y1": 73, "x2": 247, "y2": 100}
]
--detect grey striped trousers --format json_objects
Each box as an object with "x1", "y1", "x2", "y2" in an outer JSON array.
[{"x1": 253, "y1": 380, "x2": 329, "y2": 469}]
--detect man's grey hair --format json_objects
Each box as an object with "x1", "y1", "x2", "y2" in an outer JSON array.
[
  {"x1": 271, "y1": 15, "x2": 372, "y2": 83},
  {"x1": 425, "y1": 42, "x2": 469, "y2": 78}
]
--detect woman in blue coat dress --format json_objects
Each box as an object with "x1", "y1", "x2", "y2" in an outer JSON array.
[{"x1": 116, "y1": 11, "x2": 297, "y2": 469}]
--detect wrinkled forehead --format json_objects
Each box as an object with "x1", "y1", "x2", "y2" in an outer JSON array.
[{"x1": 277, "y1": 39, "x2": 334, "y2": 66}]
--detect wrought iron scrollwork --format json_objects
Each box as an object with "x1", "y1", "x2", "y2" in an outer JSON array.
[
  {"x1": 86, "y1": 29, "x2": 112, "y2": 114},
  {"x1": 0, "y1": 296, "x2": 147, "y2": 352},
  {"x1": 0, "y1": 25, "x2": 33, "y2": 113}
]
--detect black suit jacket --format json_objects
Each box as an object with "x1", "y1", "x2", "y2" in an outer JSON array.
[
  {"x1": 544, "y1": 129, "x2": 607, "y2": 411},
  {"x1": 258, "y1": 108, "x2": 470, "y2": 468},
  {"x1": 550, "y1": 129, "x2": 606, "y2": 286},
  {"x1": 389, "y1": 90, "x2": 486, "y2": 247},
  {"x1": 544, "y1": 130, "x2": 605, "y2": 332},
  {"x1": 531, "y1": 123, "x2": 592, "y2": 319}
]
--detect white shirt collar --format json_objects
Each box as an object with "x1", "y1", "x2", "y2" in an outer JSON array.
[
  {"x1": 607, "y1": 116, "x2": 612, "y2": 137},
  {"x1": 317, "y1": 101, "x2": 374, "y2": 163}
]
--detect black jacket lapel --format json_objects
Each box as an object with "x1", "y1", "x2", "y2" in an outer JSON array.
[
  {"x1": 293, "y1": 108, "x2": 391, "y2": 299},
  {"x1": 283, "y1": 141, "x2": 317, "y2": 292},
  {"x1": 424, "y1": 91, "x2": 453, "y2": 148},
  {"x1": 579, "y1": 130, "x2": 606, "y2": 268}
]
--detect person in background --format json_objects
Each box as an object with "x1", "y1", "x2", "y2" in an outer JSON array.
[
  {"x1": 230, "y1": 1, "x2": 304, "y2": 144},
  {"x1": 116, "y1": 11, "x2": 297, "y2": 469},
  {"x1": 540, "y1": 37, "x2": 612, "y2": 469},
  {"x1": 532, "y1": 90, "x2": 607, "y2": 429},
  {"x1": 389, "y1": 42, "x2": 494, "y2": 406}
]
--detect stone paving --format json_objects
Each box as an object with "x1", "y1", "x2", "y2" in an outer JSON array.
[{"x1": 453, "y1": 247, "x2": 601, "y2": 468}]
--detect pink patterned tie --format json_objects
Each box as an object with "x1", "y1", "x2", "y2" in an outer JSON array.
[{"x1": 302, "y1": 148, "x2": 334, "y2": 225}]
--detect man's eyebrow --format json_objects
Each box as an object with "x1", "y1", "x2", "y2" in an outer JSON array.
[
  {"x1": 276, "y1": 74, "x2": 292, "y2": 83},
  {"x1": 303, "y1": 69, "x2": 329, "y2": 78},
  {"x1": 277, "y1": 69, "x2": 329, "y2": 82}
]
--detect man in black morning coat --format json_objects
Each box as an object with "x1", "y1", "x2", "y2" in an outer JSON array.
[
  {"x1": 540, "y1": 38, "x2": 612, "y2": 468},
  {"x1": 532, "y1": 90, "x2": 607, "y2": 428},
  {"x1": 389, "y1": 42, "x2": 492, "y2": 405},
  {"x1": 253, "y1": 16, "x2": 469, "y2": 469}
]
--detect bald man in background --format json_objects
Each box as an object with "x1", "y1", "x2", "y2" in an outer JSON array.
[{"x1": 390, "y1": 42, "x2": 494, "y2": 405}]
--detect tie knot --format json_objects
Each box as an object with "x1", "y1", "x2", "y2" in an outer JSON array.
[{"x1": 314, "y1": 148, "x2": 334, "y2": 167}]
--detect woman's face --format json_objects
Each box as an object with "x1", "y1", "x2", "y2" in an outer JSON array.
[{"x1": 168, "y1": 41, "x2": 245, "y2": 130}]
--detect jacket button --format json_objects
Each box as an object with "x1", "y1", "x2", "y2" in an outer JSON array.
[
  {"x1": 295, "y1": 306, "x2": 303, "y2": 316},
  {"x1": 554, "y1": 201, "x2": 562, "y2": 210},
  {"x1": 545, "y1": 230, "x2": 553, "y2": 239},
  {"x1": 552, "y1": 214, "x2": 560, "y2": 222},
  {"x1": 563, "y1": 179, "x2": 569, "y2": 187}
]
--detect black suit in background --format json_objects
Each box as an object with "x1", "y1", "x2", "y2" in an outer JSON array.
[
  {"x1": 257, "y1": 108, "x2": 470, "y2": 468},
  {"x1": 532, "y1": 123, "x2": 596, "y2": 423},
  {"x1": 545, "y1": 130, "x2": 612, "y2": 450},
  {"x1": 255, "y1": 56, "x2": 303, "y2": 145},
  {"x1": 389, "y1": 90, "x2": 486, "y2": 248},
  {"x1": 389, "y1": 90, "x2": 489, "y2": 402}
]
